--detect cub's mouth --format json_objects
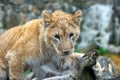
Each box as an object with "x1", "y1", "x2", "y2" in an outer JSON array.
[{"x1": 63, "y1": 51, "x2": 71, "y2": 56}]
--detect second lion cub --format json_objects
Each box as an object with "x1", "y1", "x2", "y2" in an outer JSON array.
[{"x1": 0, "y1": 10, "x2": 82, "y2": 80}]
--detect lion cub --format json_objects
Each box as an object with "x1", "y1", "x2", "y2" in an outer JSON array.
[{"x1": 0, "y1": 10, "x2": 82, "y2": 80}]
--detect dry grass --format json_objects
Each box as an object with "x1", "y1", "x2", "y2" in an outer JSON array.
[{"x1": 109, "y1": 54, "x2": 120, "y2": 75}]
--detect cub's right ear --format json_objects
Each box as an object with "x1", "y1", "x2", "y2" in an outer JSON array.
[
  {"x1": 42, "y1": 10, "x2": 52, "y2": 27},
  {"x1": 72, "y1": 10, "x2": 82, "y2": 26}
]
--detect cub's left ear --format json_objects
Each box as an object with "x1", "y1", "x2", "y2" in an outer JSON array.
[
  {"x1": 72, "y1": 10, "x2": 82, "y2": 26},
  {"x1": 42, "y1": 10, "x2": 52, "y2": 27}
]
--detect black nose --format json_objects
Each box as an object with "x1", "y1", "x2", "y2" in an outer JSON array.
[{"x1": 64, "y1": 51, "x2": 70, "y2": 55}]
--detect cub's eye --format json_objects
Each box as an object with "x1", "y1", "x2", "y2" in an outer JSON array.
[
  {"x1": 69, "y1": 33, "x2": 74, "y2": 38},
  {"x1": 54, "y1": 34, "x2": 60, "y2": 40}
]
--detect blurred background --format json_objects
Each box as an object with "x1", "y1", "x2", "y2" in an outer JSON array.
[{"x1": 0, "y1": 0, "x2": 120, "y2": 75}]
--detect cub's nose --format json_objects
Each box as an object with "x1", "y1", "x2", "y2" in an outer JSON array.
[{"x1": 63, "y1": 51, "x2": 70, "y2": 55}]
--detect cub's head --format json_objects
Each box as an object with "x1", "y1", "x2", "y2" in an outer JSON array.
[{"x1": 42, "y1": 10, "x2": 82, "y2": 57}]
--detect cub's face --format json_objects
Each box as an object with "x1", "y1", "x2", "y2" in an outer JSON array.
[{"x1": 42, "y1": 10, "x2": 82, "y2": 57}]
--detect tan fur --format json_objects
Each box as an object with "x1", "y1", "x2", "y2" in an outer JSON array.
[{"x1": 0, "y1": 10, "x2": 82, "y2": 80}]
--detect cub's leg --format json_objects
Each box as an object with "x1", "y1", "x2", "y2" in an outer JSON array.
[
  {"x1": 0, "y1": 68, "x2": 8, "y2": 80},
  {"x1": 32, "y1": 63, "x2": 41, "y2": 80},
  {"x1": 6, "y1": 54, "x2": 24, "y2": 80},
  {"x1": 0, "y1": 59, "x2": 8, "y2": 80}
]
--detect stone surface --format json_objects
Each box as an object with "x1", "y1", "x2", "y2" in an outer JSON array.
[
  {"x1": 93, "y1": 56, "x2": 118, "y2": 80},
  {"x1": 0, "y1": 0, "x2": 80, "y2": 30},
  {"x1": 6, "y1": 10, "x2": 20, "y2": 28},
  {"x1": 0, "y1": 4, "x2": 5, "y2": 28},
  {"x1": 10, "y1": 0, "x2": 25, "y2": 4},
  {"x1": 25, "y1": 50, "x2": 118, "y2": 80}
]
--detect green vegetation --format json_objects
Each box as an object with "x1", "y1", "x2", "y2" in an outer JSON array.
[
  {"x1": 97, "y1": 47, "x2": 109, "y2": 56},
  {"x1": 24, "y1": 70, "x2": 31, "y2": 77},
  {"x1": 75, "y1": 49, "x2": 81, "y2": 53}
]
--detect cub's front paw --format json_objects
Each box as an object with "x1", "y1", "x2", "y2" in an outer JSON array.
[
  {"x1": 87, "y1": 49, "x2": 98, "y2": 66},
  {"x1": 80, "y1": 49, "x2": 98, "y2": 68}
]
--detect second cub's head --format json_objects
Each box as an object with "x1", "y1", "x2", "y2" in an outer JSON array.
[{"x1": 42, "y1": 10, "x2": 82, "y2": 57}]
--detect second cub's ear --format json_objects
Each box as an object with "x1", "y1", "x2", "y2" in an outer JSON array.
[
  {"x1": 72, "y1": 10, "x2": 82, "y2": 26},
  {"x1": 42, "y1": 10, "x2": 52, "y2": 27}
]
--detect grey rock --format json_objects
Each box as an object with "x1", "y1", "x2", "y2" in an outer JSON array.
[
  {"x1": 0, "y1": 29, "x2": 5, "y2": 34},
  {"x1": 0, "y1": 4, "x2": 5, "y2": 28},
  {"x1": 10, "y1": 0, "x2": 25, "y2": 4},
  {"x1": 93, "y1": 56, "x2": 118, "y2": 80},
  {"x1": 26, "y1": 13, "x2": 37, "y2": 22},
  {"x1": 6, "y1": 10, "x2": 20, "y2": 29},
  {"x1": 76, "y1": 4, "x2": 113, "y2": 51},
  {"x1": 20, "y1": 4, "x2": 33, "y2": 13},
  {"x1": 27, "y1": 53, "x2": 118, "y2": 80}
]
